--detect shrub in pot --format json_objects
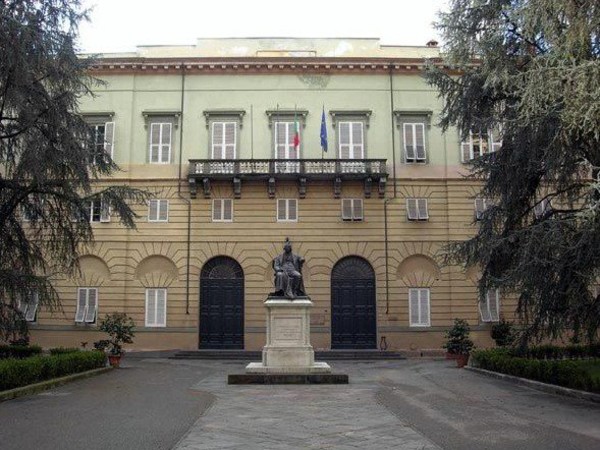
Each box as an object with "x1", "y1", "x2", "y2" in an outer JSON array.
[
  {"x1": 98, "y1": 313, "x2": 135, "y2": 368},
  {"x1": 443, "y1": 318, "x2": 475, "y2": 367}
]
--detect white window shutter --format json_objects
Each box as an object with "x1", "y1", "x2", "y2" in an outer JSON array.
[
  {"x1": 480, "y1": 291, "x2": 492, "y2": 322},
  {"x1": 415, "y1": 124, "x2": 426, "y2": 161},
  {"x1": 25, "y1": 292, "x2": 38, "y2": 322},
  {"x1": 149, "y1": 200, "x2": 158, "y2": 221},
  {"x1": 339, "y1": 122, "x2": 351, "y2": 159},
  {"x1": 489, "y1": 290, "x2": 500, "y2": 322},
  {"x1": 409, "y1": 289, "x2": 420, "y2": 325},
  {"x1": 161, "y1": 123, "x2": 171, "y2": 163},
  {"x1": 75, "y1": 288, "x2": 87, "y2": 322},
  {"x1": 474, "y1": 198, "x2": 486, "y2": 220},
  {"x1": 407, "y1": 198, "x2": 418, "y2": 220},
  {"x1": 104, "y1": 121, "x2": 115, "y2": 159},
  {"x1": 277, "y1": 199, "x2": 286, "y2": 221},
  {"x1": 85, "y1": 288, "x2": 97, "y2": 323},
  {"x1": 223, "y1": 199, "x2": 233, "y2": 221},
  {"x1": 213, "y1": 199, "x2": 222, "y2": 221},
  {"x1": 288, "y1": 199, "x2": 297, "y2": 221},
  {"x1": 275, "y1": 122, "x2": 289, "y2": 159},
  {"x1": 420, "y1": 289, "x2": 430, "y2": 326},
  {"x1": 353, "y1": 199, "x2": 363, "y2": 220},
  {"x1": 150, "y1": 123, "x2": 160, "y2": 163},
  {"x1": 211, "y1": 122, "x2": 224, "y2": 159},
  {"x1": 146, "y1": 289, "x2": 156, "y2": 326},
  {"x1": 418, "y1": 199, "x2": 429, "y2": 220},
  {"x1": 100, "y1": 199, "x2": 110, "y2": 222},
  {"x1": 351, "y1": 122, "x2": 364, "y2": 159},
  {"x1": 404, "y1": 123, "x2": 415, "y2": 160},
  {"x1": 341, "y1": 199, "x2": 352, "y2": 220},
  {"x1": 224, "y1": 122, "x2": 236, "y2": 159},
  {"x1": 159, "y1": 200, "x2": 169, "y2": 221},
  {"x1": 156, "y1": 289, "x2": 166, "y2": 326}
]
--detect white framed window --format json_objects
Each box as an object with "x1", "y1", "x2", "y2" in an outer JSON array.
[
  {"x1": 341, "y1": 198, "x2": 363, "y2": 221},
  {"x1": 406, "y1": 198, "x2": 429, "y2": 221},
  {"x1": 274, "y1": 121, "x2": 300, "y2": 173},
  {"x1": 148, "y1": 199, "x2": 169, "y2": 222},
  {"x1": 461, "y1": 131, "x2": 489, "y2": 162},
  {"x1": 409, "y1": 288, "x2": 430, "y2": 327},
  {"x1": 212, "y1": 199, "x2": 233, "y2": 222},
  {"x1": 87, "y1": 199, "x2": 110, "y2": 223},
  {"x1": 480, "y1": 289, "x2": 500, "y2": 322},
  {"x1": 489, "y1": 127, "x2": 502, "y2": 153},
  {"x1": 211, "y1": 121, "x2": 237, "y2": 159},
  {"x1": 75, "y1": 287, "x2": 97, "y2": 324},
  {"x1": 277, "y1": 198, "x2": 298, "y2": 222},
  {"x1": 90, "y1": 122, "x2": 115, "y2": 164},
  {"x1": 18, "y1": 291, "x2": 39, "y2": 322},
  {"x1": 145, "y1": 288, "x2": 167, "y2": 327},
  {"x1": 339, "y1": 121, "x2": 364, "y2": 159},
  {"x1": 403, "y1": 123, "x2": 426, "y2": 163},
  {"x1": 533, "y1": 198, "x2": 551, "y2": 219},
  {"x1": 149, "y1": 122, "x2": 172, "y2": 164},
  {"x1": 474, "y1": 198, "x2": 488, "y2": 221}
]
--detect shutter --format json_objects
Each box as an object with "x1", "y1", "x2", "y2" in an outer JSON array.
[
  {"x1": 160, "y1": 123, "x2": 171, "y2": 163},
  {"x1": 288, "y1": 199, "x2": 297, "y2": 221},
  {"x1": 277, "y1": 199, "x2": 286, "y2": 221},
  {"x1": 149, "y1": 200, "x2": 158, "y2": 221},
  {"x1": 75, "y1": 289, "x2": 87, "y2": 322},
  {"x1": 25, "y1": 292, "x2": 38, "y2": 322},
  {"x1": 212, "y1": 122, "x2": 224, "y2": 159},
  {"x1": 404, "y1": 123, "x2": 415, "y2": 161},
  {"x1": 489, "y1": 290, "x2": 499, "y2": 322},
  {"x1": 156, "y1": 289, "x2": 166, "y2": 326},
  {"x1": 409, "y1": 289, "x2": 420, "y2": 325},
  {"x1": 85, "y1": 289, "x2": 97, "y2": 323},
  {"x1": 351, "y1": 122, "x2": 364, "y2": 159},
  {"x1": 150, "y1": 123, "x2": 160, "y2": 163},
  {"x1": 159, "y1": 200, "x2": 168, "y2": 221},
  {"x1": 480, "y1": 292, "x2": 492, "y2": 322},
  {"x1": 275, "y1": 122, "x2": 288, "y2": 159},
  {"x1": 100, "y1": 199, "x2": 110, "y2": 222},
  {"x1": 146, "y1": 289, "x2": 156, "y2": 326},
  {"x1": 223, "y1": 199, "x2": 233, "y2": 221},
  {"x1": 417, "y1": 198, "x2": 429, "y2": 220},
  {"x1": 407, "y1": 198, "x2": 418, "y2": 220},
  {"x1": 339, "y1": 122, "x2": 351, "y2": 159},
  {"x1": 353, "y1": 199, "x2": 363, "y2": 220},
  {"x1": 474, "y1": 198, "x2": 485, "y2": 220},
  {"x1": 224, "y1": 122, "x2": 236, "y2": 159},
  {"x1": 213, "y1": 199, "x2": 222, "y2": 221},
  {"x1": 104, "y1": 121, "x2": 115, "y2": 159},
  {"x1": 341, "y1": 199, "x2": 352, "y2": 220},
  {"x1": 419, "y1": 289, "x2": 430, "y2": 326},
  {"x1": 415, "y1": 123, "x2": 426, "y2": 160}
]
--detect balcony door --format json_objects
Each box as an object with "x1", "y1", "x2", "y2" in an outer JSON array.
[{"x1": 274, "y1": 121, "x2": 300, "y2": 173}]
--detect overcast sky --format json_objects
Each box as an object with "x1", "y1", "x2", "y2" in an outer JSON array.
[{"x1": 78, "y1": 0, "x2": 448, "y2": 53}]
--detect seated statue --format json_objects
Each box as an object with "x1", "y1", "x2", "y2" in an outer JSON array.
[{"x1": 271, "y1": 238, "x2": 306, "y2": 299}]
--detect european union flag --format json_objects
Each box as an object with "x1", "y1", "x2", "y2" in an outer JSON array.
[{"x1": 320, "y1": 107, "x2": 328, "y2": 152}]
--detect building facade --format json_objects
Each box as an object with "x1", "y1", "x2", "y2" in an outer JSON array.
[{"x1": 28, "y1": 38, "x2": 510, "y2": 352}]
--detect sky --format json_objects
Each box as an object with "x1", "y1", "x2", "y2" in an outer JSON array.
[{"x1": 78, "y1": 0, "x2": 448, "y2": 53}]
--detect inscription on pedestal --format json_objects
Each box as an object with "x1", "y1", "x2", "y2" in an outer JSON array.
[{"x1": 274, "y1": 317, "x2": 302, "y2": 341}]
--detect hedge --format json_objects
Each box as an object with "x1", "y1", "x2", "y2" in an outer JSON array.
[
  {"x1": 49, "y1": 347, "x2": 81, "y2": 356},
  {"x1": 0, "y1": 345, "x2": 43, "y2": 359},
  {"x1": 507, "y1": 344, "x2": 600, "y2": 360},
  {"x1": 0, "y1": 351, "x2": 106, "y2": 391},
  {"x1": 472, "y1": 349, "x2": 600, "y2": 393}
]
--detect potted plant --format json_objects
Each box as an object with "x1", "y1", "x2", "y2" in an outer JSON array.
[
  {"x1": 491, "y1": 319, "x2": 514, "y2": 347},
  {"x1": 443, "y1": 318, "x2": 475, "y2": 368},
  {"x1": 98, "y1": 313, "x2": 135, "y2": 368}
]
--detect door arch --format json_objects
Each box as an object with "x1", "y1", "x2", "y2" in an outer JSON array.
[
  {"x1": 199, "y1": 256, "x2": 244, "y2": 349},
  {"x1": 331, "y1": 256, "x2": 376, "y2": 349}
]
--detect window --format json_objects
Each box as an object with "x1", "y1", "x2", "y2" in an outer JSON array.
[
  {"x1": 403, "y1": 123, "x2": 426, "y2": 163},
  {"x1": 339, "y1": 121, "x2": 364, "y2": 159},
  {"x1": 406, "y1": 198, "x2": 429, "y2": 221},
  {"x1": 90, "y1": 122, "x2": 115, "y2": 164},
  {"x1": 461, "y1": 128, "x2": 502, "y2": 162},
  {"x1": 212, "y1": 199, "x2": 233, "y2": 222},
  {"x1": 145, "y1": 288, "x2": 167, "y2": 327},
  {"x1": 341, "y1": 199, "x2": 363, "y2": 221},
  {"x1": 474, "y1": 198, "x2": 488, "y2": 221},
  {"x1": 75, "y1": 287, "x2": 97, "y2": 323},
  {"x1": 277, "y1": 198, "x2": 297, "y2": 222},
  {"x1": 409, "y1": 288, "x2": 430, "y2": 327},
  {"x1": 211, "y1": 121, "x2": 237, "y2": 159},
  {"x1": 87, "y1": 199, "x2": 110, "y2": 223},
  {"x1": 533, "y1": 198, "x2": 551, "y2": 219},
  {"x1": 149, "y1": 122, "x2": 172, "y2": 164},
  {"x1": 274, "y1": 121, "x2": 300, "y2": 173},
  {"x1": 480, "y1": 289, "x2": 500, "y2": 322},
  {"x1": 148, "y1": 199, "x2": 169, "y2": 222},
  {"x1": 18, "y1": 291, "x2": 39, "y2": 322}
]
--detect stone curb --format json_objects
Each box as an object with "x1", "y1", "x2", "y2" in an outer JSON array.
[
  {"x1": 0, "y1": 367, "x2": 113, "y2": 402},
  {"x1": 465, "y1": 366, "x2": 600, "y2": 404}
]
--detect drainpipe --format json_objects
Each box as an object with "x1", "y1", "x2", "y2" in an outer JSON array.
[{"x1": 177, "y1": 62, "x2": 192, "y2": 315}]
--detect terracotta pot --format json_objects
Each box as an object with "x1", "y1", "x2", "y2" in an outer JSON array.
[
  {"x1": 455, "y1": 354, "x2": 469, "y2": 368},
  {"x1": 446, "y1": 352, "x2": 458, "y2": 360},
  {"x1": 108, "y1": 354, "x2": 122, "y2": 368}
]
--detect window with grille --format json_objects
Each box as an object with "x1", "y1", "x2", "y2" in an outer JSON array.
[
  {"x1": 146, "y1": 288, "x2": 167, "y2": 327},
  {"x1": 480, "y1": 289, "x2": 500, "y2": 322},
  {"x1": 406, "y1": 198, "x2": 429, "y2": 221},
  {"x1": 212, "y1": 199, "x2": 233, "y2": 222},
  {"x1": 18, "y1": 291, "x2": 39, "y2": 322},
  {"x1": 277, "y1": 199, "x2": 298, "y2": 222},
  {"x1": 89, "y1": 122, "x2": 114, "y2": 164},
  {"x1": 148, "y1": 199, "x2": 169, "y2": 222},
  {"x1": 341, "y1": 199, "x2": 363, "y2": 221},
  {"x1": 474, "y1": 198, "x2": 488, "y2": 221},
  {"x1": 149, "y1": 122, "x2": 172, "y2": 164},
  {"x1": 211, "y1": 121, "x2": 237, "y2": 159},
  {"x1": 338, "y1": 121, "x2": 364, "y2": 159},
  {"x1": 403, "y1": 123, "x2": 426, "y2": 163},
  {"x1": 75, "y1": 288, "x2": 98, "y2": 323},
  {"x1": 409, "y1": 288, "x2": 430, "y2": 327}
]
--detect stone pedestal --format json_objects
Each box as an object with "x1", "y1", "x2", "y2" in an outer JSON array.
[{"x1": 245, "y1": 297, "x2": 331, "y2": 374}]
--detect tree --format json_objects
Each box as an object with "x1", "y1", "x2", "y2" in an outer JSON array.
[
  {"x1": 426, "y1": 0, "x2": 600, "y2": 344},
  {"x1": 0, "y1": 0, "x2": 146, "y2": 342}
]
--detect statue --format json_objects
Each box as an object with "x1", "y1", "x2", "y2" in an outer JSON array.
[{"x1": 271, "y1": 238, "x2": 306, "y2": 299}]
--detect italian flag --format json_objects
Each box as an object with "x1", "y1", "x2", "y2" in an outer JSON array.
[{"x1": 293, "y1": 116, "x2": 300, "y2": 151}]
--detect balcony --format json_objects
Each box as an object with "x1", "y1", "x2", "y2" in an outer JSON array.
[{"x1": 188, "y1": 158, "x2": 387, "y2": 199}]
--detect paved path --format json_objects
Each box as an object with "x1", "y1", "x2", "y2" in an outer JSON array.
[{"x1": 1, "y1": 358, "x2": 599, "y2": 449}]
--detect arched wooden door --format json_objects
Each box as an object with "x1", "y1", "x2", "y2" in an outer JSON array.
[
  {"x1": 199, "y1": 257, "x2": 244, "y2": 349},
  {"x1": 331, "y1": 256, "x2": 377, "y2": 349}
]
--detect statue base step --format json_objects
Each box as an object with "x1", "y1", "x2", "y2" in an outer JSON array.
[{"x1": 245, "y1": 361, "x2": 331, "y2": 374}]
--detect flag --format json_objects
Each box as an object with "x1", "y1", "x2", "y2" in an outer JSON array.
[
  {"x1": 293, "y1": 110, "x2": 300, "y2": 151},
  {"x1": 320, "y1": 107, "x2": 328, "y2": 152}
]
